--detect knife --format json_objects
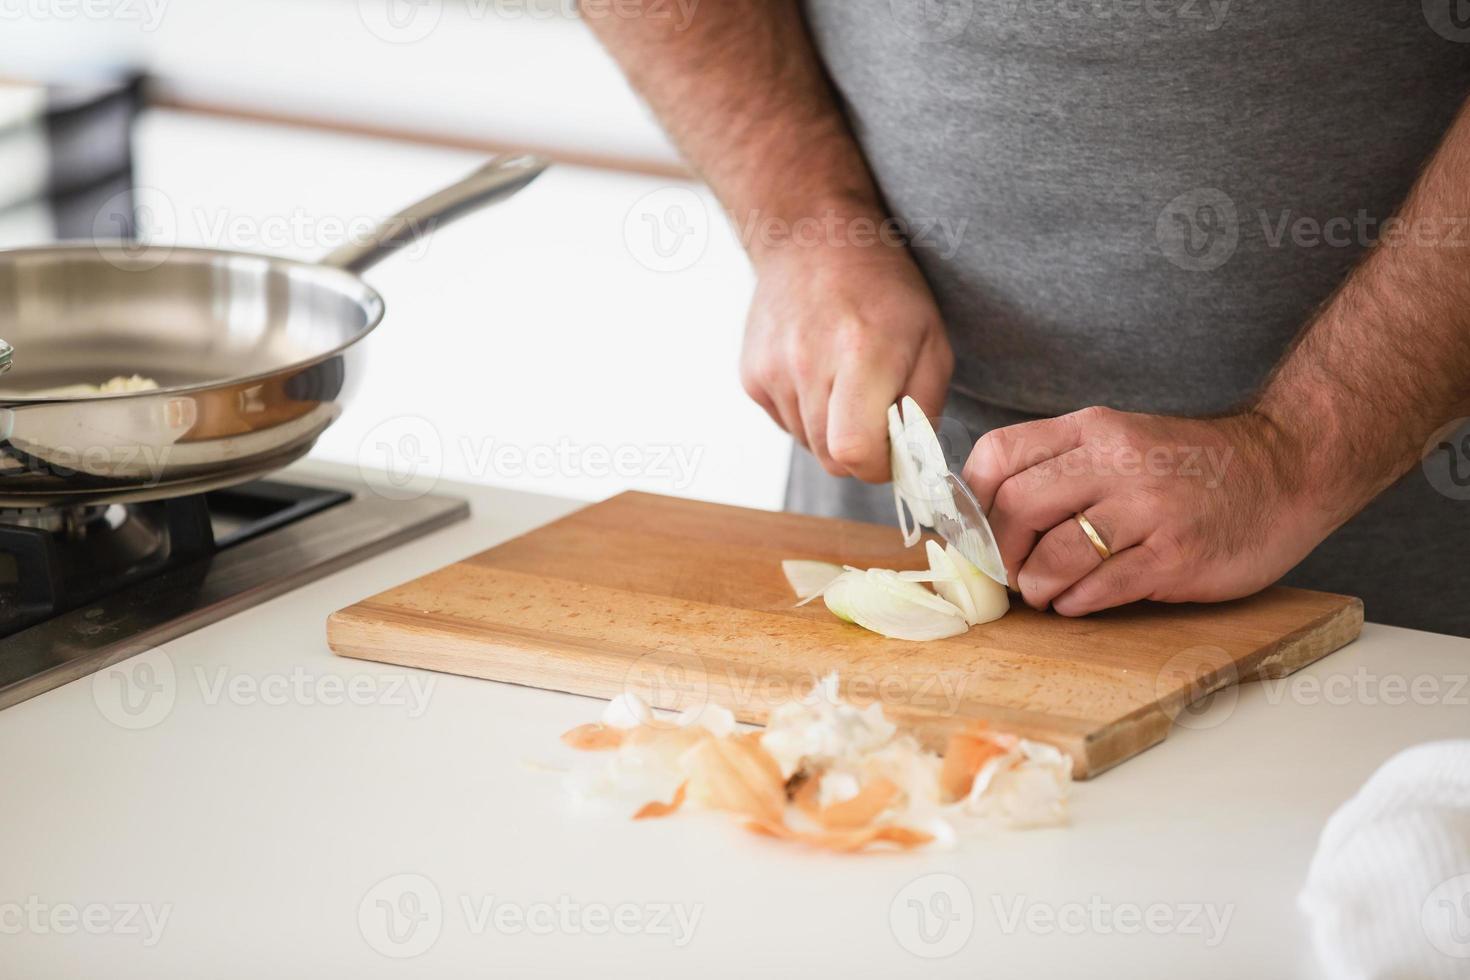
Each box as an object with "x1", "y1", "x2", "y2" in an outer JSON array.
[{"x1": 901, "y1": 439, "x2": 1009, "y2": 588}]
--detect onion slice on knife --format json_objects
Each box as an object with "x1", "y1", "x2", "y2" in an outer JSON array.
[
  {"x1": 888, "y1": 404, "x2": 928, "y2": 545},
  {"x1": 892, "y1": 397, "x2": 1008, "y2": 588},
  {"x1": 894, "y1": 397, "x2": 953, "y2": 530}
]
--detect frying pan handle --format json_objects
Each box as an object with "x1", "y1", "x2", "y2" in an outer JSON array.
[{"x1": 320, "y1": 154, "x2": 550, "y2": 274}]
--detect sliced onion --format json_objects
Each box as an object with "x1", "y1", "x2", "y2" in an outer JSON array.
[
  {"x1": 900, "y1": 396, "x2": 949, "y2": 471},
  {"x1": 946, "y1": 543, "x2": 1009, "y2": 625},
  {"x1": 859, "y1": 568, "x2": 967, "y2": 619},
  {"x1": 924, "y1": 539, "x2": 980, "y2": 625},
  {"x1": 888, "y1": 404, "x2": 925, "y2": 545},
  {"x1": 900, "y1": 396, "x2": 954, "y2": 523},
  {"x1": 782, "y1": 559, "x2": 845, "y2": 606},
  {"x1": 891, "y1": 397, "x2": 967, "y2": 551},
  {"x1": 823, "y1": 569, "x2": 969, "y2": 642},
  {"x1": 784, "y1": 392, "x2": 1013, "y2": 640},
  {"x1": 894, "y1": 397, "x2": 1009, "y2": 589}
]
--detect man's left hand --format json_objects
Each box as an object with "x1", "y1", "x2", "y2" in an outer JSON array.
[{"x1": 962, "y1": 406, "x2": 1334, "y2": 616}]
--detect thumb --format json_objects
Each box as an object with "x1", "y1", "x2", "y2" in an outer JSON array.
[{"x1": 827, "y1": 355, "x2": 908, "y2": 483}]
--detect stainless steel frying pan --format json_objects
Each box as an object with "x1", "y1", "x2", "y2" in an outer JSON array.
[{"x1": 0, "y1": 154, "x2": 547, "y2": 508}]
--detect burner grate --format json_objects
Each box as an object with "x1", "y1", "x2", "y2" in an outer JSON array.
[
  {"x1": 0, "y1": 473, "x2": 467, "y2": 711},
  {"x1": 0, "y1": 495, "x2": 215, "y2": 638}
]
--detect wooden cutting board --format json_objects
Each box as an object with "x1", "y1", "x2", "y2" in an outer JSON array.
[{"x1": 328, "y1": 491, "x2": 1362, "y2": 778}]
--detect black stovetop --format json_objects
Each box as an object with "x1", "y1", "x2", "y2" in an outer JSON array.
[
  {"x1": 0, "y1": 481, "x2": 348, "y2": 639},
  {"x1": 0, "y1": 472, "x2": 467, "y2": 711}
]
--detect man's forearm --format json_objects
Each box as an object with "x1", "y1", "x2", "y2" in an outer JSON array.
[
  {"x1": 587, "y1": 1, "x2": 953, "y2": 481},
  {"x1": 585, "y1": 0, "x2": 887, "y2": 262},
  {"x1": 1255, "y1": 100, "x2": 1470, "y2": 529}
]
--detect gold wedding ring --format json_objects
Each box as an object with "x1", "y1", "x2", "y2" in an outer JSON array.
[{"x1": 1075, "y1": 512, "x2": 1112, "y2": 561}]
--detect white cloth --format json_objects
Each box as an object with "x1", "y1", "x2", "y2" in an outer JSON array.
[{"x1": 1299, "y1": 741, "x2": 1470, "y2": 979}]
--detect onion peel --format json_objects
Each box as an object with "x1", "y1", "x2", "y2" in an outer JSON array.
[
  {"x1": 790, "y1": 771, "x2": 823, "y2": 818},
  {"x1": 814, "y1": 776, "x2": 901, "y2": 830},
  {"x1": 633, "y1": 782, "x2": 688, "y2": 820},
  {"x1": 684, "y1": 732, "x2": 786, "y2": 824},
  {"x1": 561, "y1": 723, "x2": 626, "y2": 751},
  {"x1": 556, "y1": 675, "x2": 1070, "y2": 852},
  {"x1": 744, "y1": 818, "x2": 934, "y2": 853},
  {"x1": 939, "y1": 727, "x2": 1010, "y2": 803}
]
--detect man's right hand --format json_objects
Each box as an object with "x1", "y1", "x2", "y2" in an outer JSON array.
[
  {"x1": 582, "y1": 0, "x2": 950, "y2": 480},
  {"x1": 740, "y1": 238, "x2": 954, "y2": 483}
]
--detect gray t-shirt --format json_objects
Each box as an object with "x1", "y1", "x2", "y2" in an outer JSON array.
[{"x1": 788, "y1": 0, "x2": 1470, "y2": 635}]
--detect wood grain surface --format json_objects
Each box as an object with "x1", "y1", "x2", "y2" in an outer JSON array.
[{"x1": 328, "y1": 491, "x2": 1363, "y2": 777}]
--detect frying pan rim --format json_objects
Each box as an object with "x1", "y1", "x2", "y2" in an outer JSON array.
[{"x1": 0, "y1": 241, "x2": 387, "y2": 405}]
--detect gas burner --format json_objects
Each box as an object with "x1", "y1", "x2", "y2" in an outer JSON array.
[
  {"x1": 0, "y1": 494, "x2": 214, "y2": 637},
  {"x1": 0, "y1": 503, "x2": 123, "y2": 535},
  {"x1": 0, "y1": 473, "x2": 467, "y2": 711}
]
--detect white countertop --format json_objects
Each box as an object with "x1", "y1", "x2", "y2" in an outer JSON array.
[{"x1": 4, "y1": 461, "x2": 1468, "y2": 978}]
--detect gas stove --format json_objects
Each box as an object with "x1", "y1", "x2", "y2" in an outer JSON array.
[{"x1": 0, "y1": 472, "x2": 466, "y2": 710}]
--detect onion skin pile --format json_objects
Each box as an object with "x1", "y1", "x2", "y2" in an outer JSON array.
[{"x1": 559, "y1": 675, "x2": 1071, "y2": 853}]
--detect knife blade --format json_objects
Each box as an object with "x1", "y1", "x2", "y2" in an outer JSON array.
[
  {"x1": 931, "y1": 470, "x2": 1008, "y2": 588},
  {"x1": 902, "y1": 440, "x2": 1008, "y2": 588}
]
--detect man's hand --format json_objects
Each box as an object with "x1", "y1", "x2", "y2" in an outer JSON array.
[
  {"x1": 961, "y1": 96, "x2": 1470, "y2": 618},
  {"x1": 962, "y1": 407, "x2": 1337, "y2": 617},
  {"x1": 741, "y1": 240, "x2": 953, "y2": 482},
  {"x1": 584, "y1": 0, "x2": 949, "y2": 482}
]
